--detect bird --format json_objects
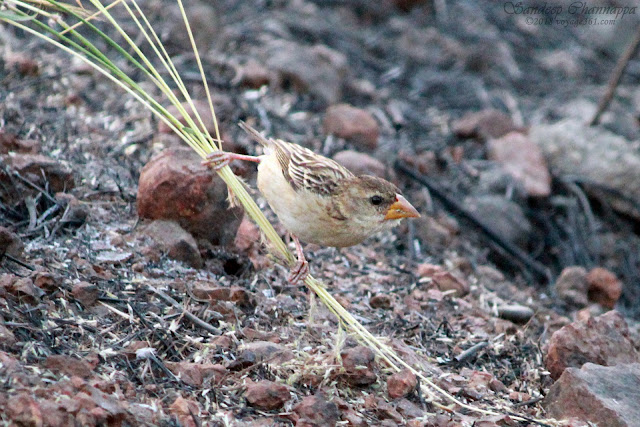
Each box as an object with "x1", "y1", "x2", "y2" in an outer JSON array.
[{"x1": 203, "y1": 121, "x2": 420, "y2": 285}]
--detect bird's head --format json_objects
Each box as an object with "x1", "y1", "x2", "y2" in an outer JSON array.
[{"x1": 337, "y1": 175, "x2": 420, "y2": 229}]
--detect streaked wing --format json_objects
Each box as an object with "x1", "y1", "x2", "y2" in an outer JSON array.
[{"x1": 272, "y1": 139, "x2": 354, "y2": 196}]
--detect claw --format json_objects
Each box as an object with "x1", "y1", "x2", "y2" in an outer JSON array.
[{"x1": 202, "y1": 151, "x2": 233, "y2": 171}]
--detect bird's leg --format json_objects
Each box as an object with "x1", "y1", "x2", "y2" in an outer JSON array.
[
  {"x1": 202, "y1": 151, "x2": 260, "y2": 171},
  {"x1": 288, "y1": 235, "x2": 310, "y2": 285}
]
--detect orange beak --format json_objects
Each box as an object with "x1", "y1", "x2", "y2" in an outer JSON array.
[{"x1": 384, "y1": 194, "x2": 421, "y2": 220}]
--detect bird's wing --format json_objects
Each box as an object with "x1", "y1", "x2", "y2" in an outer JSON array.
[{"x1": 239, "y1": 121, "x2": 354, "y2": 196}]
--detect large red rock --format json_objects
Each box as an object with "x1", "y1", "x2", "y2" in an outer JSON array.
[
  {"x1": 544, "y1": 363, "x2": 640, "y2": 426},
  {"x1": 323, "y1": 104, "x2": 380, "y2": 150},
  {"x1": 545, "y1": 311, "x2": 639, "y2": 380},
  {"x1": 136, "y1": 147, "x2": 243, "y2": 245}
]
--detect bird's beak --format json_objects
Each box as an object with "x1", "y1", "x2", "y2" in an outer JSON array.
[{"x1": 384, "y1": 194, "x2": 421, "y2": 220}]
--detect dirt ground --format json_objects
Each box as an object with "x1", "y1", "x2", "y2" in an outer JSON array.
[{"x1": 1, "y1": 0, "x2": 640, "y2": 425}]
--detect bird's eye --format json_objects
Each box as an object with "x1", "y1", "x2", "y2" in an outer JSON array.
[{"x1": 370, "y1": 195, "x2": 383, "y2": 205}]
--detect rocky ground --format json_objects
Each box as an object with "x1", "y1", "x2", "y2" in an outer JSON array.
[{"x1": 1, "y1": 0, "x2": 640, "y2": 425}]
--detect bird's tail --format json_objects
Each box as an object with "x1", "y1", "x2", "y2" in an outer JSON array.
[{"x1": 238, "y1": 121, "x2": 273, "y2": 148}]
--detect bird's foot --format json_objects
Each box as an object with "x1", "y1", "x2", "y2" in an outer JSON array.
[
  {"x1": 288, "y1": 257, "x2": 309, "y2": 286},
  {"x1": 287, "y1": 235, "x2": 309, "y2": 285},
  {"x1": 202, "y1": 151, "x2": 260, "y2": 171}
]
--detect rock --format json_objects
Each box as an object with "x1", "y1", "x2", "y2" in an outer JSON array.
[
  {"x1": 142, "y1": 220, "x2": 202, "y2": 269},
  {"x1": 544, "y1": 363, "x2": 640, "y2": 427},
  {"x1": 496, "y1": 304, "x2": 534, "y2": 324},
  {"x1": 333, "y1": 150, "x2": 387, "y2": 178},
  {"x1": 136, "y1": 147, "x2": 243, "y2": 245},
  {"x1": 8, "y1": 277, "x2": 44, "y2": 304},
  {"x1": 239, "y1": 341, "x2": 294, "y2": 364},
  {"x1": 369, "y1": 294, "x2": 392, "y2": 310},
  {"x1": 6, "y1": 393, "x2": 43, "y2": 426},
  {"x1": 452, "y1": 109, "x2": 521, "y2": 141},
  {"x1": 72, "y1": 281, "x2": 99, "y2": 307},
  {"x1": 293, "y1": 393, "x2": 340, "y2": 426},
  {"x1": 0, "y1": 226, "x2": 23, "y2": 258},
  {"x1": 530, "y1": 119, "x2": 640, "y2": 218},
  {"x1": 545, "y1": 311, "x2": 639, "y2": 380},
  {"x1": 263, "y1": 40, "x2": 347, "y2": 107},
  {"x1": 463, "y1": 195, "x2": 532, "y2": 247},
  {"x1": 45, "y1": 355, "x2": 94, "y2": 379},
  {"x1": 554, "y1": 267, "x2": 589, "y2": 308},
  {"x1": 240, "y1": 59, "x2": 272, "y2": 89},
  {"x1": 166, "y1": 362, "x2": 226, "y2": 387},
  {"x1": 5, "y1": 153, "x2": 75, "y2": 193},
  {"x1": 169, "y1": 396, "x2": 200, "y2": 427},
  {"x1": 340, "y1": 345, "x2": 377, "y2": 386},
  {"x1": 586, "y1": 267, "x2": 623, "y2": 309},
  {"x1": 486, "y1": 132, "x2": 551, "y2": 197},
  {"x1": 189, "y1": 283, "x2": 252, "y2": 307},
  {"x1": 323, "y1": 104, "x2": 379, "y2": 150},
  {"x1": 0, "y1": 131, "x2": 38, "y2": 154},
  {"x1": 387, "y1": 369, "x2": 417, "y2": 399},
  {"x1": 417, "y1": 264, "x2": 470, "y2": 296},
  {"x1": 245, "y1": 380, "x2": 290, "y2": 410},
  {"x1": 157, "y1": 99, "x2": 234, "y2": 136}
]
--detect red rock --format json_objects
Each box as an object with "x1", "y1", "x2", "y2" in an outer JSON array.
[
  {"x1": 323, "y1": 104, "x2": 379, "y2": 150},
  {"x1": 545, "y1": 311, "x2": 639, "y2": 380},
  {"x1": 0, "y1": 226, "x2": 23, "y2": 258},
  {"x1": 586, "y1": 267, "x2": 623, "y2": 309},
  {"x1": 169, "y1": 396, "x2": 200, "y2": 427},
  {"x1": 387, "y1": 369, "x2": 417, "y2": 398},
  {"x1": 555, "y1": 266, "x2": 589, "y2": 308},
  {"x1": 340, "y1": 345, "x2": 377, "y2": 386},
  {"x1": 544, "y1": 363, "x2": 640, "y2": 426},
  {"x1": 452, "y1": 109, "x2": 520, "y2": 140},
  {"x1": 487, "y1": 132, "x2": 551, "y2": 197},
  {"x1": 142, "y1": 220, "x2": 202, "y2": 268},
  {"x1": 293, "y1": 393, "x2": 340, "y2": 426},
  {"x1": 166, "y1": 362, "x2": 227, "y2": 387},
  {"x1": 333, "y1": 150, "x2": 387, "y2": 178},
  {"x1": 239, "y1": 341, "x2": 294, "y2": 364},
  {"x1": 45, "y1": 355, "x2": 94, "y2": 379},
  {"x1": 9, "y1": 277, "x2": 43, "y2": 304},
  {"x1": 6, "y1": 393, "x2": 43, "y2": 427},
  {"x1": 72, "y1": 281, "x2": 99, "y2": 307},
  {"x1": 240, "y1": 59, "x2": 272, "y2": 89},
  {"x1": 0, "y1": 132, "x2": 38, "y2": 154},
  {"x1": 245, "y1": 380, "x2": 290, "y2": 410},
  {"x1": 136, "y1": 147, "x2": 243, "y2": 245},
  {"x1": 6, "y1": 153, "x2": 75, "y2": 193},
  {"x1": 32, "y1": 272, "x2": 61, "y2": 293},
  {"x1": 369, "y1": 294, "x2": 392, "y2": 310}
]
